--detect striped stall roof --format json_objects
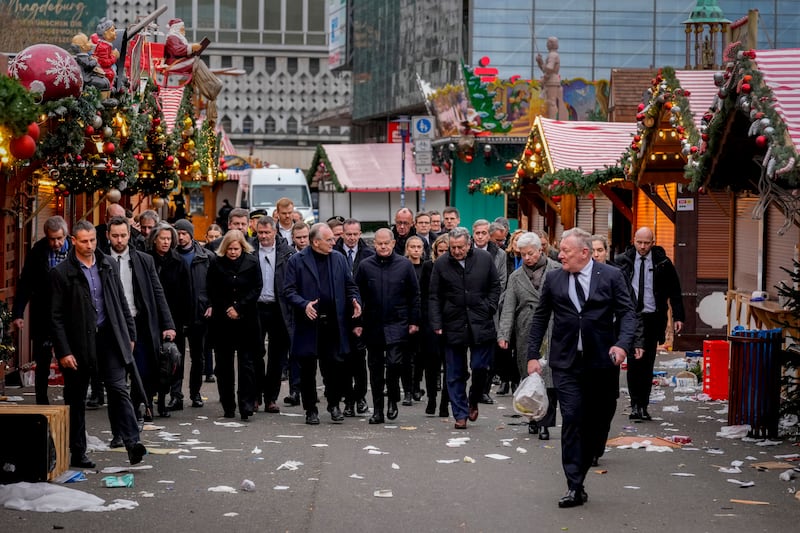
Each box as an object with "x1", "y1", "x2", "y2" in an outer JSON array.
[
  {"x1": 319, "y1": 143, "x2": 449, "y2": 192},
  {"x1": 536, "y1": 117, "x2": 635, "y2": 173},
  {"x1": 674, "y1": 70, "x2": 722, "y2": 128},
  {"x1": 160, "y1": 86, "x2": 185, "y2": 134},
  {"x1": 753, "y1": 48, "x2": 800, "y2": 150}
]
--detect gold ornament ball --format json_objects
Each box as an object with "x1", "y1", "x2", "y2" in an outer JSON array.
[
  {"x1": 106, "y1": 188, "x2": 122, "y2": 203},
  {"x1": 151, "y1": 197, "x2": 165, "y2": 208},
  {"x1": 183, "y1": 116, "x2": 193, "y2": 127},
  {"x1": 192, "y1": 160, "x2": 201, "y2": 170}
]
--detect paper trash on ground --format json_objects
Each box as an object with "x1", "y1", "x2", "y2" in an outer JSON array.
[{"x1": 276, "y1": 460, "x2": 303, "y2": 471}]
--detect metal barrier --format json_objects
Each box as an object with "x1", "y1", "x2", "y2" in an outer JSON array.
[{"x1": 727, "y1": 327, "x2": 782, "y2": 439}]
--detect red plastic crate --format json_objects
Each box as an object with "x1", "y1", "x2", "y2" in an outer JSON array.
[{"x1": 703, "y1": 340, "x2": 729, "y2": 400}]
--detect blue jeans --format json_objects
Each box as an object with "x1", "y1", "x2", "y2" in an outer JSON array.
[{"x1": 444, "y1": 341, "x2": 494, "y2": 421}]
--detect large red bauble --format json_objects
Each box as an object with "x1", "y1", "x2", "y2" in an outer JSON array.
[
  {"x1": 755, "y1": 135, "x2": 768, "y2": 148},
  {"x1": 10, "y1": 135, "x2": 37, "y2": 159},
  {"x1": 8, "y1": 44, "x2": 83, "y2": 101},
  {"x1": 104, "y1": 142, "x2": 116, "y2": 154}
]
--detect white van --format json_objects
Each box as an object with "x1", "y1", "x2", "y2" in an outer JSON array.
[{"x1": 236, "y1": 165, "x2": 316, "y2": 224}]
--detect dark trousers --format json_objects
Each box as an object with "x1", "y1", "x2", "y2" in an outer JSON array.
[
  {"x1": 626, "y1": 312, "x2": 661, "y2": 408},
  {"x1": 596, "y1": 367, "x2": 620, "y2": 457},
  {"x1": 494, "y1": 344, "x2": 519, "y2": 385},
  {"x1": 32, "y1": 337, "x2": 53, "y2": 405},
  {"x1": 343, "y1": 343, "x2": 368, "y2": 404},
  {"x1": 553, "y1": 364, "x2": 620, "y2": 491},
  {"x1": 174, "y1": 324, "x2": 207, "y2": 400},
  {"x1": 424, "y1": 334, "x2": 449, "y2": 408},
  {"x1": 530, "y1": 387, "x2": 559, "y2": 429},
  {"x1": 215, "y1": 342, "x2": 256, "y2": 415},
  {"x1": 130, "y1": 319, "x2": 156, "y2": 413},
  {"x1": 204, "y1": 344, "x2": 214, "y2": 377},
  {"x1": 444, "y1": 341, "x2": 493, "y2": 421},
  {"x1": 64, "y1": 325, "x2": 140, "y2": 458},
  {"x1": 367, "y1": 343, "x2": 406, "y2": 413},
  {"x1": 257, "y1": 303, "x2": 290, "y2": 404},
  {"x1": 298, "y1": 356, "x2": 346, "y2": 412}
]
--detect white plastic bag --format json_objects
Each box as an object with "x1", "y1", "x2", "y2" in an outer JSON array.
[{"x1": 513, "y1": 373, "x2": 549, "y2": 421}]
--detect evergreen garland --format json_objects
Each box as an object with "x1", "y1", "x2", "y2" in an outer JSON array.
[
  {"x1": 0, "y1": 75, "x2": 37, "y2": 138},
  {"x1": 306, "y1": 144, "x2": 343, "y2": 192}
]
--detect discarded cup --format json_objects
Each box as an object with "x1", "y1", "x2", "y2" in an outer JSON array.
[{"x1": 240, "y1": 479, "x2": 256, "y2": 492}]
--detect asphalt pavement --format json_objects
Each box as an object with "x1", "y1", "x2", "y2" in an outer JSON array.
[{"x1": 1, "y1": 351, "x2": 798, "y2": 532}]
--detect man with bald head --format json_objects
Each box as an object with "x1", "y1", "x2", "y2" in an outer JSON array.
[
  {"x1": 391, "y1": 207, "x2": 417, "y2": 255},
  {"x1": 354, "y1": 228, "x2": 420, "y2": 424},
  {"x1": 616, "y1": 227, "x2": 685, "y2": 421},
  {"x1": 97, "y1": 203, "x2": 127, "y2": 253}
]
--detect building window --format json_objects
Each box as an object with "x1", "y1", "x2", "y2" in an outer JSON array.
[
  {"x1": 309, "y1": 57, "x2": 320, "y2": 75},
  {"x1": 242, "y1": 116, "x2": 253, "y2": 134},
  {"x1": 197, "y1": 0, "x2": 214, "y2": 28},
  {"x1": 287, "y1": 57, "x2": 298, "y2": 75},
  {"x1": 221, "y1": 56, "x2": 232, "y2": 68},
  {"x1": 307, "y1": 123, "x2": 319, "y2": 135},
  {"x1": 243, "y1": 56, "x2": 254, "y2": 74},
  {"x1": 265, "y1": 57, "x2": 276, "y2": 74},
  {"x1": 287, "y1": 117, "x2": 298, "y2": 134},
  {"x1": 330, "y1": 126, "x2": 341, "y2": 135},
  {"x1": 264, "y1": 117, "x2": 276, "y2": 133},
  {"x1": 221, "y1": 116, "x2": 232, "y2": 132}
]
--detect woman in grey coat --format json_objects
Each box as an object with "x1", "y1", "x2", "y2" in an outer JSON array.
[{"x1": 497, "y1": 232, "x2": 560, "y2": 439}]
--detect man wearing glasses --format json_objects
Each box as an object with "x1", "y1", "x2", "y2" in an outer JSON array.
[{"x1": 391, "y1": 207, "x2": 416, "y2": 256}]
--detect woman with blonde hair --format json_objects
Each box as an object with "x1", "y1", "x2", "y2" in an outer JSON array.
[
  {"x1": 207, "y1": 230, "x2": 262, "y2": 420},
  {"x1": 419, "y1": 233, "x2": 450, "y2": 416}
]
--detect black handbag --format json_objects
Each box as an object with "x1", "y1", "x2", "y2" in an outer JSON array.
[{"x1": 158, "y1": 340, "x2": 181, "y2": 391}]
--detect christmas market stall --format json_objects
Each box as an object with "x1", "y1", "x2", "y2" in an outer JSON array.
[
  {"x1": 623, "y1": 67, "x2": 727, "y2": 344},
  {"x1": 684, "y1": 46, "x2": 800, "y2": 339}
]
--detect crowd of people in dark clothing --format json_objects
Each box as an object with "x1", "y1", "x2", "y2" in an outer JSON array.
[{"x1": 13, "y1": 197, "x2": 684, "y2": 508}]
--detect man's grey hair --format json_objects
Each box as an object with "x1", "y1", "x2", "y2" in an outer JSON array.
[
  {"x1": 44, "y1": 215, "x2": 69, "y2": 236},
  {"x1": 72, "y1": 219, "x2": 95, "y2": 236},
  {"x1": 139, "y1": 209, "x2": 160, "y2": 225},
  {"x1": 493, "y1": 216, "x2": 510, "y2": 231},
  {"x1": 488, "y1": 222, "x2": 506, "y2": 235},
  {"x1": 309, "y1": 222, "x2": 328, "y2": 242},
  {"x1": 516, "y1": 232, "x2": 541, "y2": 250},
  {"x1": 472, "y1": 219, "x2": 490, "y2": 231},
  {"x1": 257, "y1": 215, "x2": 276, "y2": 229},
  {"x1": 562, "y1": 227, "x2": 592, "y2": 251},
  {"x1": 449, "y1": 226, "x2": 471, "y2": 242}
]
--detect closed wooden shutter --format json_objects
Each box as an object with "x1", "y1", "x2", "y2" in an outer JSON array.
[
  {"x1": 576, "y1": 196, "x2": 593, "y2": 233},
  {"x1": 696, "y1": 191, "x2": 731, "y2": 280},
  {"x1": 733, "y1": 195, "x2": 759, "y2": 292},
  {"x1": 636, "y1": 185, "x2": 676, "y2": 261},
  {"x1": 765, "y1": 203, "x2": 799, "y2": 298},
  {"x1": 593, "y1": 193, "x2": 611, "y2": 237}
]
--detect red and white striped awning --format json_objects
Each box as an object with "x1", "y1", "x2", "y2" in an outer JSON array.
[
  {"x1": 752, "y1": 48, "x2": 800, "y2": 150},
  {"x1": 535, "y1": 117, "x2": 635, "y2": 173},
  {"x1": 675, "y1": 70, "x2": 722, "y2": 128},
  {"x1": 160, "y1": 86, "x2": 185, "y2": 134}
]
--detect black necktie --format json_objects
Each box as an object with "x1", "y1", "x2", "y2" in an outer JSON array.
[
  {"x1": 636, "y1": 256, "x2": 646, "y2": 312},
  {"x1": 348, "y1": 249, "x2": 355, "y2": 269},
  {"x1": 573, "y1": 272, "x2": 586, "y2": 308}
]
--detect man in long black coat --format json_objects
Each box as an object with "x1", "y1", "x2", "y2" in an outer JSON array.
[
  {"x1": 527, "y1": 227, "x2": 636, "y2": 508},
  {"x1": 354, "y1": 228, "x2": 420, "y2": 425},
  {"x1": 13, "y1": 216, "x2": 71, "y2": 405},
  {"x1": 107, "y1": 216, "x2": 176, "y2": 431},
  {"x1": 50, "y1": 220, "x2": 147, "y2": 468},
  {"x1": 429, "y1": 227, "x2": 501, "y2": 430},
  {"x1": 284, "y1": 223, "x2": 361, "y2": 425}
]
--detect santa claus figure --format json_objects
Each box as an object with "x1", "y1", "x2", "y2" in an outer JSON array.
[
  {"x1": 165, "y1": 18, "x2": 202, "y2": 76},
  {"x1": 94, "y1": 18, "x2": 119, "y2": 86}
]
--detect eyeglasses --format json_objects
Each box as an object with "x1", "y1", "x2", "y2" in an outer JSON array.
[{"x1": 395, "y1": 221, "x2": 411, "y2": 226}]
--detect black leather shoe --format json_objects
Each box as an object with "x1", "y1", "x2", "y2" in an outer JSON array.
[
  {"x1": 109, "y1": 435, "x2": 124, "y2": 449},
  {"x1": 70, "y1": 455, "x2": 96, "y2": 469},
  {"x1": 639, "y1": 407, "x2": 652, "y2": 421},
  {"x1": 305, "y1": 411, "x2": 320, "y2": 425},
  {"x1": 401, "y1": 392, "x2": 413, "y2": 406},
  {"x1": 328, "y1": 405, "x2": 344, "y2": 422},
  {"x1": 284, "y1": 392, "x2": 300, "y2": 406},
  {"x1": 386, "y1": 401, "x2": 398, "y2": 420},
  {"x1": 528, "y1": 420, "x2": 538, "y2": 434},
  {"x1": 204, "y1": 375, "x2": 216, "y2": 383},
  {"x1": 241, "y1": 411, "x2": 252, "y2": 421},
  {"x1": 127, "y1": 442, "x2": 147, "y2": 465},
  {"x1": 479, "y1": 393, "x2": 494, "y2": 405},
  {"x1": 368, "y1": 413, "x2": 385, "y2": 425},
  {"x1": 591, "y1": 456, "x2": 600, "y2": 467},
  {"x1": 356, "y1": 398, "x2": 369, "y2": 414},
  {"x1": 412, "y1": 389, "x2": 424, "y2": 401},
  {"x1": 85, "y1": 398, "x2": 101, "y2": 410},
  {"x1": 425, "y1": 399, "x2": 436, "y2": 415},
  {"x1": 558, "y1": 490, "x2": 584, "y2": 508},
  {"x1": 497, "y1": 382, "x2": 510, "y2": 395},
  {"x1": 539, "y1": 426, "x2": 550, "y2": 440},
  {"x1": 223, "y1": 410, "x2": 236, "y2": 418},
  {"x1": 342, "y1": 403, "x2": 356, "y2": 417},
  {"x1": 629, "y1": 405, "x2": 641, "y2": 420},
  {"x1": 167, "y1": 398, "x2": 183, "y2": 411},
  {"x1": 191, "y1": 395, "x2": 204, "y2": 408}
]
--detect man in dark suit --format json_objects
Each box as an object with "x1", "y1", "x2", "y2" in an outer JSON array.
[
  {"x1": 527, "y1": 227, "x2": 636, "y2": 508},
  {"x1": 107, "y1": 216, "x2": 176, "y2": 434},
  {"x1": 616, "y1": 226, "x2": 685, "y2": 421},
  {"x1": 334, "y1": 218, "x2": 375, "y2": 416},
  {"x1": 13, "y1": 216, "x2": 71, "y2": 405},
  {"x1": 284, "y1": 223, "x2": 362, "y2": 425},
  {"x1": 252, "y1": 215, "x2": 294, "y2": 414},
  {"x1": 50, "y1": 220, "x2": 147, "y2": 468}
]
